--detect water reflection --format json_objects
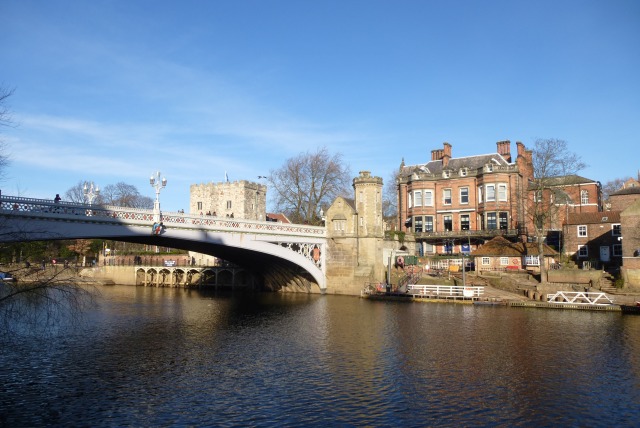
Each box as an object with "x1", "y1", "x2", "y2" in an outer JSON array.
[{"x1": 1, "y1": 286, "x2": 639, "y2": 427}]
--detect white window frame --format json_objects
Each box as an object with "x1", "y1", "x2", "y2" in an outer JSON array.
[
  {"x1": 482, "y1": 257, "x2": 490, "y2": 266},
  {"x1": 578, "y1": 245, "x2": 588, "y2": 258},
  {"x1": 577, "y1": 225, "x2": 587, "y2": 237},
  {"x1": 460, "y1": 187, "x2": 469, "y2": 204},
  {"x1": 485, "y1": 164, "x2": 493, "y2": 172},
  {"x1": 408, "y1": 192, "x2": 412, "y2": 208},
  {"x1": 581, "y1": 190, "x2": 589, "y2": 205},
  {"x1": 424, "y1": 190, "x2": 433, "y2": 206},
  {"x1": 486, "y1": 184, "x2": 496, "y2": 202},
  {"x1": 525, "y1": 255, "x2": 540, "y2": 266},
  {"x1": 612, "y1": 224, "x2": 621, "y2": 237},
  {"x1": 500, "y1": 257, "x2": 509, "y2": 266},
  {"x1": 478, "y1": 186, "x2": 483, "y2": 203},
  {"x1": 414, "y1": 190, "x2": 423, "y2": 207},
  {"x1": 443, "y1": 188, "x2": 452, "y2": 205},
  {"x1": 459, "y1": 168, "x2": 468, "y2": 177},
  {"x1": 443, "y1": 170, "x2": 450, "y2": 178},
  {"x1": 498, "y1": 184, "x2": 507, "y2": 201}
]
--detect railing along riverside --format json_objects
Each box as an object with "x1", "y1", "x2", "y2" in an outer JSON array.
[
  {"x1": 407, "y1": 284, "x2": 484, "y2": 299},
  {"x1": 0, "y1": 195, "x2": 325, "y2": 238},
  {"x1": 546, "y1": 291, "x2": 614, "y2": 306}
]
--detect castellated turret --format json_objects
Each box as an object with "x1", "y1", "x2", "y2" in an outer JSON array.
[{"x1": 352, "y1": 171, "x2": 384, "y2": 239}]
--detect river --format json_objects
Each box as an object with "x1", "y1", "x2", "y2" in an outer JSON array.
[{"x1": 1, "y1": 285, "x2": 639, "y2": 427}]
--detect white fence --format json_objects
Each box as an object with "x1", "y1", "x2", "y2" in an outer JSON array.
[
  {"x1": 407, "y1": 285, "x2": 484, "y2": 299},
  {"x1": 546, "y1": 291, "x2": 614, "y2": 306}
]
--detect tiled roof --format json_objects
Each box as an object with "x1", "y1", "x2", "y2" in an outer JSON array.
[
  {"x1": 566, "y1": 211, "x2": 620, "y2": 225},
  {"x1": 470, "y1": 236, "x2": 558, "y2": 257},
  {"x1": 611, "y1": 187, "x2": 640, "y2": 196},
  {"x1": 527, "y1": 174, "x2": 598, "y2": 190},
  {"x1": 400, "y1": 153, "x2": 510, "y2": 177},
  {"x1": 266, "y1": 213, "x2": 291, "y2": 223}
]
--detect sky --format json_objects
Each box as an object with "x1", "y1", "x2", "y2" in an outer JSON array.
[{"x1": 1, "y1": 0, "x2": 639, "y2": 212}]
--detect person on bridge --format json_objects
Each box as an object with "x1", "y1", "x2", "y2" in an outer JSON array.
[{"x1": 54, "y1": 194, "x2": 61, "y2": 203}]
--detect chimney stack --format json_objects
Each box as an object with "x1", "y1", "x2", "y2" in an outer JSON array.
[{"x1": 496, "y1": 140, "x2": 511, "y2": 162}]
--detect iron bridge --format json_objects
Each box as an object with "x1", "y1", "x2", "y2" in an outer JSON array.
[{"x1": 0, "y1": 195, "x2": 327, "y2": 290}]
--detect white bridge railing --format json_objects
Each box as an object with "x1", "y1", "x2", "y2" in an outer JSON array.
[
  {"x1": 0, "y1": 195, "x2": 325, "y2": 238},
  {"x1": 546, "y1": 291, "x2": 614, "y2": 306},
  {"x1": 407, "y1": 284, "x2": 484, "y2": 299}
]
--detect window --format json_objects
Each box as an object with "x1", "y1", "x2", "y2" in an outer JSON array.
[
  {"x1": 525, "y1": 255, "x2": 540, "y2": 266},
  {"x1": 443, "y1": 189, "x2": 452, "y2": 205},
  {"x1": 197, "y1": 202, "x2": 202, "y2": 211},
  {"x1": 486, "y1": 164, "x2": 493, "y2": 172},
  {"x1": 414, "y1": 191, "x2": 423, "y2": 207},
  {"x1": 226, "y1": 201, "x2": 232, "y2": 209},
  {"x1": 487, "y1": 212, "x2": 497, "y2": 230},
  {"x1": 460, "y1": 214, "x2": 470, "y2": 230},
  {"x1": 482, "y1": 257, "x2": 490, "y2": 266},
  {"x1": 414, "y1": 216, "x2": 423, "y2": 233},
  {"x1": 498, "y1": 184, "x2": 507, "y2": 201},
  {"x1": 612, "y1": 224, "x2": 621, "y2": 236},
  {"x1": 408, "y1": 192, "x2": 412, "y2": 208},
  {"x1": 443, "y1": 170, "x2": 450, "y2": 178},
  {"x1": 499, "y1": 212, "x2": 508, "y2": 230},
  {"x1": 425, "y1": 216, "x2": 434, "y2": 232},
  {"x1": 424, "y1": 190, "x2": 433, "y2": 206},
  {"x1": 500, "y1": 257, "x2": 509, "y2": 266},
  {"x1": 460, "y1": 187, "x2": 469, "y2": 204},
  {"x1": 444, "y1": 215, "x2": 452, "y2": 231},
  {"x1": 577, "y1": 225, "x2": 587, "y2": 237},
  {"x1": 613, "y1": 244, "x2": 622, "y2": 257},
  {"x1": 534, "y1": 190, "x2": 542, "y2": 203},
  {"x1": 360, "y1": 217, "x2": 364, "y2": 226},
  {"x1": 334, "y1": 220, "x2": 345, "y2": 231},
  {"x1": 578, "y1": 245, "x2": 588, "y2": 258},
  {"x1": 486, "y1": 184, "x2": 496, "y2": 202},
  {"x1": 581, "y1": 190, "x2": 589, "y2": 204},
  {"x1": 478, "y1": 186, "x2": 483, "y2": 203},
  {"x1": 459, "y1": 168, "x2": 468, "y2": 177}
]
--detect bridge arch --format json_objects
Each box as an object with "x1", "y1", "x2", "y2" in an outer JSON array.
[{"x1": 0, "y1": 196, "x2": 327, "y2": 291}]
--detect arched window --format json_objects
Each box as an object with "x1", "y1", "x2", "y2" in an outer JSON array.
[{"x1": 581, "y1": 190, "x2": 589, "y2": 205}]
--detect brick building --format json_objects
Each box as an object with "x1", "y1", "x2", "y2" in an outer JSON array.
[
  {"x1": 562, "y1": 211, "x2": 622, "y2": 270},
  {"x1": 397, "y1": 140, "x2": 533, "y2": 255}
]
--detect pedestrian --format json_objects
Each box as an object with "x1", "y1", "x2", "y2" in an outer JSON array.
[{"x1": 54, "y1": 194, "x2": 61, "y2": 203}]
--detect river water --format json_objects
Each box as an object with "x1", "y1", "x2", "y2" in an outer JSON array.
[{"x1": 1, "y1": 285, "x2": 639, "y2": 427}]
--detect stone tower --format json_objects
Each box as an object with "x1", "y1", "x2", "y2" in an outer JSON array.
[
  {"x1": 325, "y1": 171, "x2": 385, "y2": 294},
  {"x1": 190, "y1": 180, "x2": 267, "y2": 220}
]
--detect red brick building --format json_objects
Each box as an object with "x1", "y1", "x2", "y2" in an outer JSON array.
[
  {"x1": 562, "y1": 211, "x2": 622, "y2": 270},
  {"x1": 397, "y1": 141, "x2": 533, "y2": 255}
]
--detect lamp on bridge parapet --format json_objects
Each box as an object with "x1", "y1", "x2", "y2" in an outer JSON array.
[
  {"x1": 150, "y1": 171, "x2": 167, "y2": 222},
  {"x1": 83, "y1": 181, "x2": 100, "y2": 205}
]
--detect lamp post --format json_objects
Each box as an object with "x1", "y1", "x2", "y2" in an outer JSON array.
[
  {"x1": 83, "y1": 181, "x2": 100, "y2": 205},
  {"x1": 150, "y1": 171, "x2": 167, "y2": 223}
]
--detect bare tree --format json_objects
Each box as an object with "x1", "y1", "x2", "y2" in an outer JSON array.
[
  {"x1": 528, "y1": 138, "x2": 586, "y2": 282},
  {"x1": 602, "y1": 176, "x2": 633, "y2": 205},
  {"x1": 0, "y1": 85, "x2": 15, "y2": 180},
  {"x1": 101, "y1": 182, "x2": 153, "y2": 208},
  {"x1": 269, "y1": 147, "x2": 351, "y2": 225},
  {"x1": 383, "y1": 168, "x2": 400, "y2": 226}
]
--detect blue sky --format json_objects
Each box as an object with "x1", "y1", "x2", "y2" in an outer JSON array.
[{"x1": 1, "y1": 0, "x2": 639, "y2": 212}]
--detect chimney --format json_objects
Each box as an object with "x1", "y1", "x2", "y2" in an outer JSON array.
[
  {"x1": 431, "y1": 149, "x2": 443, "y2": 161},
  {"x1": 442, "y1": 142, "x2": 451, "y2": 167},
  {"x1": 496, "y1": 140, "x2": 511, "y2": 162}
]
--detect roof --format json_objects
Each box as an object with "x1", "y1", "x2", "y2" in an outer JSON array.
[
  {"x1": 565, "y1": 211, "x2": 620, "y2": 225},
  {"x1": 528, "y1": 174, "x2": 598, "y2": 189},
  {"x1": 400, "y1": 153, "x2": 511, "y2": 177},
  {"x1": 610, "y1": 186, "x2": 640, "y2": 197},
  {"x1": 470, "y1": 236, "x2": 558, "y2": 257},
  {"x1": 266, "y1": 213, "x2": 291, "y2": 223}
]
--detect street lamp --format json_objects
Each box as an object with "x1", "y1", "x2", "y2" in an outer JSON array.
[
  {"x1": 83, "y1": 181, "x2": 100, "y2": 205},
  {"x1": 150, "y1": 171, "x2": 167, "y2": 222}
]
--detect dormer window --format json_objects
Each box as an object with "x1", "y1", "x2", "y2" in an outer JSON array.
[
  {"x1": 459, "y1": 168, "x2": 468, "y2": 177},
  {"x1": 442, "y1": 170, "x2": 450, "y2": 178},
  {"x1": 485, "y1": 164, "x2": 493, "y2": 172}
]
